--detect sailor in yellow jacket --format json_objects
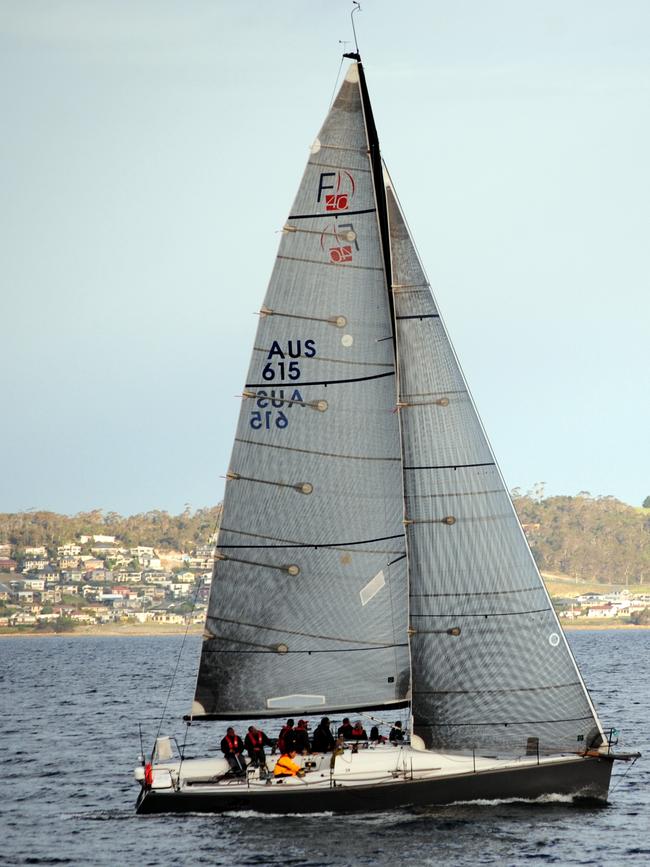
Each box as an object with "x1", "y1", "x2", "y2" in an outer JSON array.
[{"x1": 273, "y1": 749, "x2": 305, "y2": 778}]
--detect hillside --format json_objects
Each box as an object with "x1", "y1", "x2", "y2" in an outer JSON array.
[
  {"x1": 0, "y1": 506, "x2": 222, "y2": 556},
  {"x1": 513, "y1": 493, "x2": 650, "y2": 586},
  {"x1": 1, "y1": 493, "x2": 648, "y2": 586}
]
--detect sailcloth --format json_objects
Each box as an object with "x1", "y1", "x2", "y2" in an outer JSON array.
[
  {"x1": 386, "y1": 175, "x2": 604, "y2": 755},
  {"x1": 192, "y1": 65, "x2": 410, "y2": 719}
]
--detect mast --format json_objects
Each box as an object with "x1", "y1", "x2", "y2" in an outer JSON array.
[{"x1": 347, "y1": 53, "x2": 395, "y2": 349}]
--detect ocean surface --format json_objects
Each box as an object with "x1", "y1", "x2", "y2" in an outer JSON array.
[{"x1": 1, "y1": 630, "x2": 648, "y2": 866}]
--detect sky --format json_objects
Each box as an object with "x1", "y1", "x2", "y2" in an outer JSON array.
[{"x1": 1, "y1": 0, "x2": 648, "y2": 516}]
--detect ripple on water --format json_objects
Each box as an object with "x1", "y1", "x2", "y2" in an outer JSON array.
[{"x1": 1, "y1": 632, "x2": 648, "y2": 866}]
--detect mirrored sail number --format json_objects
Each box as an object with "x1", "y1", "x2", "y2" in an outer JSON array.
[
  {"x1": 249, "y1": 389, "x2": 306, "y2": 431},
  {"x1": 261, "y1": 339, "x2": 316, "y2": 382}
]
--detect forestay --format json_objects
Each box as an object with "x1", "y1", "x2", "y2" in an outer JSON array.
[
  {"x1": 386, "y1": 176, "x2": 604, "y2": 756},
  {"x1": 191, "y1": 65, "x2": 410, "y2": 719}
]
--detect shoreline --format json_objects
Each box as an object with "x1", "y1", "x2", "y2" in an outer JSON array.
[{"x1": 1, "y1": 623, "x2": 649, "y2": 639}]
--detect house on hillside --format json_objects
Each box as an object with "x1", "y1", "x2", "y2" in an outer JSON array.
[
  {"x1": 24, "y1": 546, "x2": 47, "y2": 557},
  {"x1": 58, "y1": 543, "x2": 81, "y2": 557},
  {"x1": 586, "y1": 603, "x2": 617, "y2": 618},
  {"x1": 22, "y1": 557, "x2": 49, "y2": 572},
  {"x1": 0, "y1": 558, "x2": 17, "y2": 572}
]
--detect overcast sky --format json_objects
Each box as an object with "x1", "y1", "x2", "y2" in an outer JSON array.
[{"x1": 2, "y1": 0, "x2": 648, "y2": 515}]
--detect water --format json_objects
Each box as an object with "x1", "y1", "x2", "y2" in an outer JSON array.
[{"x1": 1, "y1": 630, "x2": 647, "y2": 866}]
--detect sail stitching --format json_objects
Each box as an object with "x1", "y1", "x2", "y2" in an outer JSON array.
[
  {"x1": 277, "y1": 254, "x2": 383, "y2": 271},
  {"x1": 419, "y1": 716, "x2": 595, "y2": 728},
  {"x1": 405, "y1": 488, "x2": 505, "y2": 500},
  {"x1": 210, "y1": 615, "x2": 405, "y2": 647},
  {"x1": 245, "y1": 370, "x2": 395, "y2": 388},
  {"x1": 403, "y1": 462, "x2": 496, "y2": 470},
  {"x1": 235, "y1": 436, "x2": 400, "y2": 462},
  {"x1": 415, "y1": 682, "x2": 583, "y2": 695},
  {"x1": 410, "y1": 585, "x2": 543, "y2": 598},
  {"x1": 309, "y1": 161, "x2": 371, "y2": 173},
  {"x1": 218, "y1": 526, "x2": 404, "y2": 550},
  {"x1": 287, "y1": 207, "x2": 376, "y2": 220},
  {"x1": 404, "y1": 512, "x2": 513, "y2": 525},
  {"x1": 410, "y1": 607, "x2": 552, "y2": 618}
]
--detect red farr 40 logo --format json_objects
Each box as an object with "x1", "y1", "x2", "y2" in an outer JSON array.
[
  {"x1": 321, "y1": 222, "x2": 358, "y2": 264},
  {"x1": 317, "y1": 171, "x2": 355, "y2": 212}
]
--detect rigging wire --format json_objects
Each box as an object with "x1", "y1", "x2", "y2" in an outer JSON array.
[
  {"x1": 608, "y1": 755, "x2": 639, "y2": 796},
  {"x1": 152, "y1": 575, "x2": 205, "y2": 755},
  {"x1": 151, "y1": 514, "x2": 221, "y2": 754},
  {"x1": 328, "y1": 47, "x2": 346, "y2": 109}
]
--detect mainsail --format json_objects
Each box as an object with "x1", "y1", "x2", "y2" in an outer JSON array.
[
  {"x1": 192, "y1": 64, "x2": 410, "y2": 719},
  {"x1": 386, "y1": 176, "x2": 604, "y2": 755}
]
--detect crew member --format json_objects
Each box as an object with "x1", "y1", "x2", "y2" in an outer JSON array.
[
  {"x1": 311, "y1": 717, "x2": 335, "y2": 753},
  {"x1": 277, "y1": 718, "x2": 294, "y2": 754},
  {"x1": 244, "y1": 725, "x2": 274, "y2": 772},
  {"x1": 337, "y1": 717, "x2": 353, "y2": 739},
  {"x1": 389, "y1": 721, "x2": 405, "y2": 743},
  {"x1": 287, "y1": 719, "x2": 310, "y2": 754},
  {"x1": 350, "y1": 720, "x2": 368, "y2": 740},
  {"x1": 220, "y1": 726, "x2": 246, "y2": 775},
  {"x1": 273, "y1": 749, "x2": 305, "y2": 778}
]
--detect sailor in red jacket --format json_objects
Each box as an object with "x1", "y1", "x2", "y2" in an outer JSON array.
[
  {"x1": 220, "y1": 727, "x2": 246, "y2": 776},
  {"x1": 244, "y1": 725, "x2": 274, "y2": 773}
]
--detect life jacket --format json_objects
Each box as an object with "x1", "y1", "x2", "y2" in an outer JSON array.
[
  {"x1": 225, "y1": 734, "x2": 241, "y2": 753},
  {"x1": 144, "y1": 762, "x2": 153, "y2": 787},
  {"x1": 248, "y1": 730, "x2": 263, "y2": 749},
  {"x1": 273, "y1": 754, "x2": 300, "y2": 777}
]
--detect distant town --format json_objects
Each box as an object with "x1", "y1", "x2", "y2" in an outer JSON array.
[
  {"x1": 0, "y1": 534, "x2": 212, "y2": 631},
  {"x1": 1, "y1": 523, "x2": 649, "y2": 633}
]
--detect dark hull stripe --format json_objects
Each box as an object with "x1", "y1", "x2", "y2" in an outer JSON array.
[{"x1": 136, "y1": 755, "x2": 613, "y2": 815}]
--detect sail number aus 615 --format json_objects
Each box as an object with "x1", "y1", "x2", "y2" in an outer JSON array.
[
  {"x1": 261, "y1": 339, "x2": 316, "y2": 382},
  {"x1": 249, "y1": 389, "x2": 305, "y2": 430}
]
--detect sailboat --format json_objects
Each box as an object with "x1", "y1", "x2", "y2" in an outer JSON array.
[{"x1": 134, "y1": 52, "x2": 637, "y2": 815}]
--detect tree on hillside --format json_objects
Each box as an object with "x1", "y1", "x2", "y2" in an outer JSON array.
[{"x1": 643, "y1": 496, "x2": 650, "y2": 509}]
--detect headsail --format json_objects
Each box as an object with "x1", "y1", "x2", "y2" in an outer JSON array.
[
  {"x1": 191, "y1": 64, "x2": 410, "y2": 719},
  {"x1": 386, "y1": 174, "x2": 605, "y2": 755}
]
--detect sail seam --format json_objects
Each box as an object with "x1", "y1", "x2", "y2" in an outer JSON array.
[
  {"x1": 202, "y1": 645, "x2": 408, "y2": 654},
  {"x1": 405, "y1": 488, "x2": 505, "y2": 500},
  {"x1": 277, "y1": 254, "x2": 384, "y2": 272},
  {"x1": 287, "y1": 207, "x2": 376, "y2": 220},
  {"x1": 410, "y1": 585, "x2": 542, "y2": 598},
  {"x1": 414, "y1": 682, "x2": 582, "y2": 695},
  {"x1": 311, "y1": 143, "x2": 367, "y2": 153},
  {"x1": 210, "y1": 615, "x2": 404, "y2": 647},
  {"x1": 418, "y1": 716, "x2": 595, "y2": 728},
  {"x1": 405, "y1": 512, "x2": 514, "y2": 525},
  {"x1": 404, "y1": 462, "x2": 496, "y2": 470},
  {"x1": 309, "y1": 161, "x2": 372, "y2": 173},
  {"x1": 245, "y1": 371, "x2": 395, "y2": 388},
  {"x1": 410, "y1": 607, "x2": 552, "y2": 618},
  {"x1": 235, "y1": 437, "x2": 400, "y2": 462},
  {"x1": 218, "y1": 527, "x2": 404, "y2": 549}
]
